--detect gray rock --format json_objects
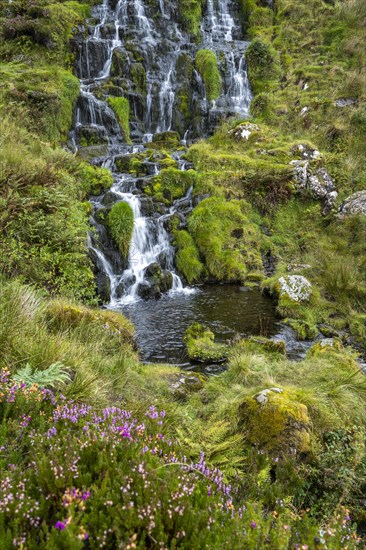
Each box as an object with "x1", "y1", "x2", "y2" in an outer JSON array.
[
  {"x1": 337, "y1": 191, "x2": 366, "y2": 218},
  {"x1": 334, "y1": 98, "x2": 357, "y2": 107},
  {"x1": 290, "y1": 160, "x2": 338, "y2": 215},
  {"x1": 278, "y1": 275, "x2": 312, "y2": 303}
]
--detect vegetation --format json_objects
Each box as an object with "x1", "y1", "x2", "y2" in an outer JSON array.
[
  {"x1": 177, "y1": 0, "x2": 203, "y2": 40},
  {"x1": 108, "y1": 202, "x2": 134, "y2": 260},
  {"x1": 188, "y1": 196, "x2": 263, "y2": 282},
  {"x1": 0, "y1": 280, "x2": 365, "y2": 546},
  {"x1": 195, "y1": 49, "x2": 222, "y2": 101},
  {"x1": 107, "y1": 96, "x2": 131, "y2": 144},
  {"x1": 1, "y1": 0, "x2": 366, "y2": 546}
]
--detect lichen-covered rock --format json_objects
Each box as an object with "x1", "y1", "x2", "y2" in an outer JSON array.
[
  {"x1": 239, "y1": 389, "x2": 311, "y2": 456},
  {"x1": 290, "y1": 160, "x2": 338, "y2": 214},
  {"x1": 337, "y1": 191, "x2": 366, "y2": 219},
  {"x1": 278, "y1": 275, "x2": 312, "y2": 303},
  {"x1": 228, "y1": 122, "x2": 260, "y2": 142}
]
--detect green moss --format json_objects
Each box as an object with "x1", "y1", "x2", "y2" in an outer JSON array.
[
  {"x1": 177, "y1": 0, "x2": 203, "y2": 40},
  {"x1": 130, "y1": 63, "x2": 147, "y2": 95},
  {"x1": 236, "y1": 336, "x2": 286, "y2": 356},
  {"x1": 151, "y1": 131, "x2": 181, "y2": 149},
  {"x1": 188, "y1": 197, "x2": 263, "y2": 282},
  {"x1": 239, "y1": 388, "x2": 311, "y2": 456},
  {"x1": 174, "y1": 230, "x2": 205, "y2": 284},
  {"x1": 108, "y1": 202, "x2": 134, "y2": 259},
  {"x1": 195, "y1": 49, "x2": 222, "y2": 101},
  {"x1": 288, "y1": 319, "x2": 318, "y2": 341},
  {"x1": 107, "y1": 96, "x2": 131, "y2": 144},
  {"x1": 150, "y1": 168, "x2": 198, "y2": 205},
  {"x1": 245, "y1": 39, "x2": 281, "y2": 94},
  {"x1": 184, "y1": 323, "x2": 229, "y2": 363}
]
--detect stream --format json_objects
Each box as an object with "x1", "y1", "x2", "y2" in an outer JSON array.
[{"x1": 70, "y1": 0, "x2": 318, "y2": 367}]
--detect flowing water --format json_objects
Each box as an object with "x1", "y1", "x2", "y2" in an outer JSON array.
[{"x1": 69, "y1": 0, "x2": 290, "y2": 365}]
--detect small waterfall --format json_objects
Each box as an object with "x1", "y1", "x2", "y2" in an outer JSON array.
[
  {"x1": 71, "y1": 0, "x2": 253, "y2": 304},
  {"x1": 156, "y1": 65, "x2": 175, "y2": 133}
]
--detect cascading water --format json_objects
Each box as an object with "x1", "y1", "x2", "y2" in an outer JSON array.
[{"x1": 71, "y1": 0, "x2": 253, "y2": 305}]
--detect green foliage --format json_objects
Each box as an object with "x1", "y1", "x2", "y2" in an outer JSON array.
[
  {"x1": 174, "y1": 230, "x2": 205, "y2": 283},
  {"x1": 195, "y1": 49, "x2": 222, "y2": 101},
  {"x1": 0, "y1": 110, "x2": 109, "y2": 301},
  {"x1": 108, "y1": 201, "x2": 134, "y2": 259},
  {"x1": 13, "y1": 362, "x2": 71, "y2": 387},
  {"x1": 149, "y1": 167, "x2": 198, "y2": 205},
  {"x1": 177, "y1": 0, "x2": 203, "y2": 40},
  {"x1": 188, "y1": 197, "x2": 263, "y2": 281},
  {"x1": 245, "y1": 39, "x2": 281, "y2": 94},
  {"x1": 0, "y1": 279, "x2": 137, "y2": 403},
  {"x1": 107, "y1": 96, "x2": 131, "y2": 144}
]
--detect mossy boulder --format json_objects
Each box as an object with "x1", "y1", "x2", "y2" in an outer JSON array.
[
  {"x1": 45, "y1": 301, "x2": 135, "y2": 348},
  {"x1": 168, "y1": 371, "x2": 206, "y2": 401},
  {"x1": 149, "y1": 168, "x2": 198, "y2": 205},
  {"x1": 137, "y1": 263, "x2": 173, "y2": 299},
  {"x1": 150, "y1": 131, "x2": 181, "y2": 150},
  {"x1": 188, "y1": 197, "x2": 263, "y2": 282},
  {"x1": 184, "y1": 323, "x2": 228, "y2": 363},
  {"x1": 108, "y1": 202, "x2": 134, "y2": 260},
  {"x1": 175, "y1": 230, "x2": 205, "y2": 284},
  {"x1": 239, "y1": 388, "x2": 311, "y2": 457}
]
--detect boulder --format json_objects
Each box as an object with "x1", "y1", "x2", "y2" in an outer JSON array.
[
  {"x1": 239, "y1": 388, "x2": 311, "y2": 456},
  {"x1": 290, "y1": 160, "x2": 338, "y2": 215},
  {"x1": 277, "y1": 275, "x2": 312, "y2": 303},
  {"x1": 337, "y1": 191, "x2": 366, "y2": 219},
  {"x1": 228, "y1": 122, "x2": 260, "y2": 142}
]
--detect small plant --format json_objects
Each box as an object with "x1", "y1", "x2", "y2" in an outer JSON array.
[{"x1": 13, "y1": 362, "x2": 71, "y2": 388}]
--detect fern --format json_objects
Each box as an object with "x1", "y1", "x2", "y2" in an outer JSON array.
[
  {"x1": 176, "y1": 420, "x2": 245, "y2": 478},
  {"x1": 13, "y1": 362, "x2": 71, "y2": 388}
]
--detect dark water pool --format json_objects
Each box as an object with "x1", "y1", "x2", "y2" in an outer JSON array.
[{"x1": 118, "y1": 285, "x2": 280, "y2": 367}]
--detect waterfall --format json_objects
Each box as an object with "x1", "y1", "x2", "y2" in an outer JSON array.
[{"x1": 72, "y1": 0, "x2": 252, "y2": 304}]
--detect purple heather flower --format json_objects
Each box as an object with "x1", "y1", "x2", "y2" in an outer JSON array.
[
  {"x1": 54, "y1": 521, "x2": 66, "y2": 530},
  {"x1": 251, "y1": 521, "x2": 257, "y2": 529}
]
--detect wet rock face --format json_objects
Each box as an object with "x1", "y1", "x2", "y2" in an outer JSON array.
[
  {"x1": 337, "y1": 191, "x2": 366, "y2": 218},
  {"x1": 73, "y1": 0, "x2": 252, "y2": 143},
  {"x1": 137, "y1": 263, "x2": 174, "y2": 299}
]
